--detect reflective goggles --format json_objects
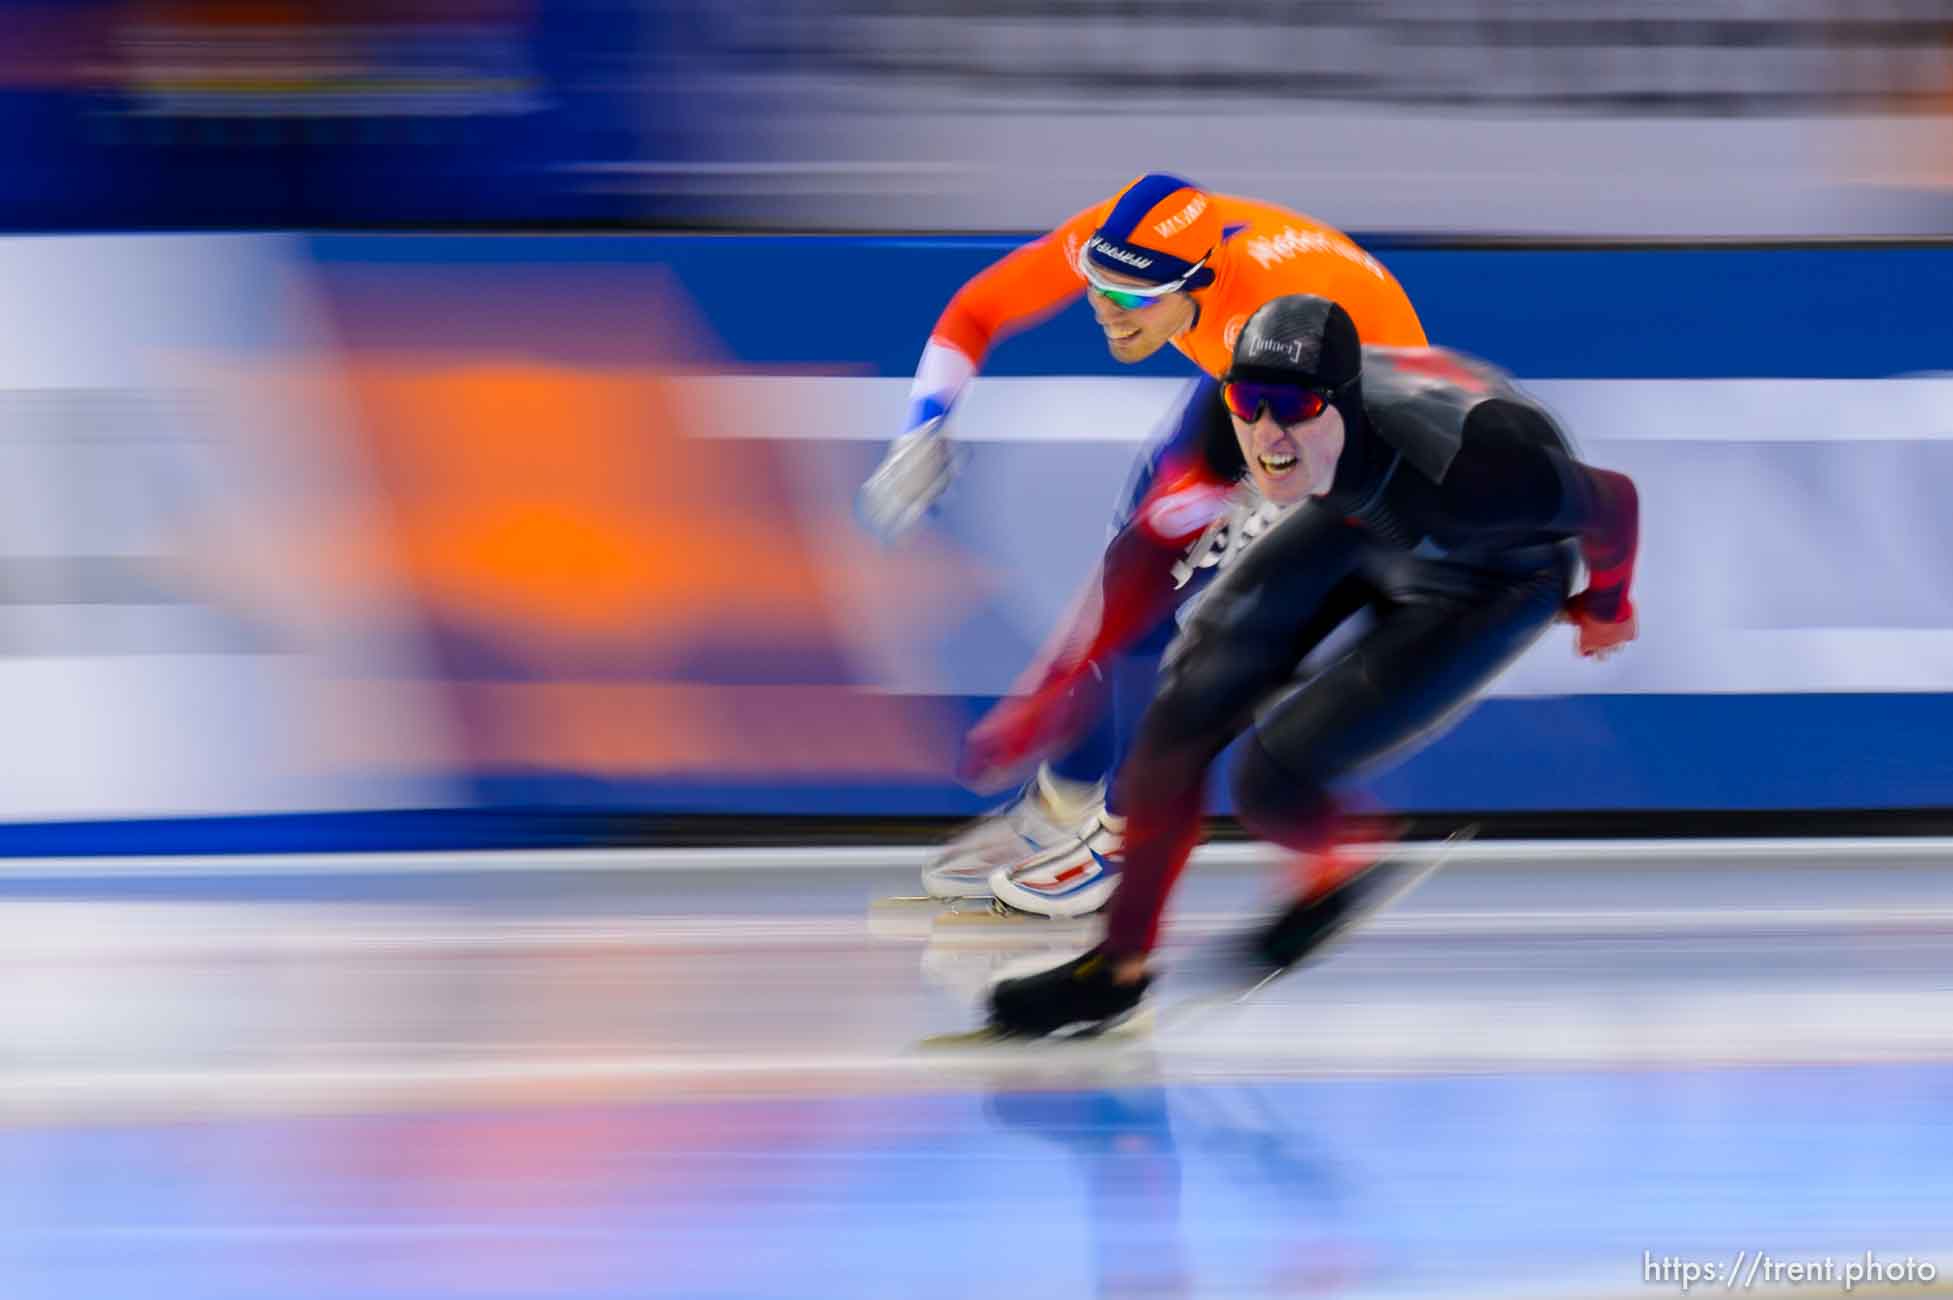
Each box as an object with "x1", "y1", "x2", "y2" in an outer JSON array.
[
  {"x1": 1080, "y1": 254, "x2": 1207, "y2": 311},
  {"x1": 1221, "y1": 380, "x2": 1333, "y2": 427}
]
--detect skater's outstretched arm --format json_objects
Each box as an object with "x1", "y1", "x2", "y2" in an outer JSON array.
[
  {"x1": 960, "y1": 457, "x2": 1235, "y2": 789},
  {"x1": 859, "y1": 208, "x2": 1100, "y2": 541}
]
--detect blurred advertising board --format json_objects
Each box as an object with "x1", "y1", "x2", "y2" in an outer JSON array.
[{"x1": 3, "y1": 230, "x2": 1952, "y2": 843}]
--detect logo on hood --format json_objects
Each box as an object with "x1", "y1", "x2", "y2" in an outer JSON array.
[
  {"x1": 1084, "y1": 235, "x2": 1155, "y2": 271},
  {"x1": 1246, "y1": 335, "x2": 1308, "y2": 365},
  {"x1": 1152, "y1": 194, "x2": 1208, "y2": 240}
]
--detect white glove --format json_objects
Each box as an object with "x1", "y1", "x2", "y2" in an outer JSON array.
[{"x1": 857, "y1": 420, "x2": 959, "y2": 542}]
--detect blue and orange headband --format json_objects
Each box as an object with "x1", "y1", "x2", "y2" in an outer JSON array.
[{"x1": 1082, "y1": 172, "x2": 1223, "y2": 291}]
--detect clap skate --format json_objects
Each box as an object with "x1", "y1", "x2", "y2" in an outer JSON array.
[
  {"x1": 1152, "y1": 825, "x2": 1480, "y2": 1032},
  {"x1": 870, "y1": 771, "x2": 1107, "y2": 937}
]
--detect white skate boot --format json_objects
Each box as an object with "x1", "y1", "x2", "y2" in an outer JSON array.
[
  {"x1": 921, "y1": 767, "x2": 1105, "y2": 900},
  {"x1": 989, "y1": 812, "x2": 1125, "y2": 918}
]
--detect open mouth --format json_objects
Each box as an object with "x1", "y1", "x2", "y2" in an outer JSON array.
[
  {"x1": 1106, "y1": 328, "x2": 1140, "y2": 343},
  {"x1": 1258, "y1": 451, "x2": 1298, "y2": 476}
]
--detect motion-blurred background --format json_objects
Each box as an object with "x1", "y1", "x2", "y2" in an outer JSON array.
[
  {"x1": 2, "y1": 0, "x2": 1952, "y2": 840},
  {"x1": 4, "y1": 9, "x2": 1953, "y2": 1300},
  {"x1": 10, "y1": 0, "x2": 1953, "y2": 234}
]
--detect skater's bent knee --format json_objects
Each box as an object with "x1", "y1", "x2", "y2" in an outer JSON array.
[{"x1": 1231, "y1": 735, "x2": 1330, "y2": 843}]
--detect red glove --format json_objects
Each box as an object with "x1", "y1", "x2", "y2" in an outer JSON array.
[
  {"x1": 958, "y1": 672, "x2": 1096, "y2": 794},
  {"x1": 1562, "y1": 589, "x2": 1637, "y2": 659},
  {"x1": 958, "y1": 463, "x2": 1223, "y2": 793}
]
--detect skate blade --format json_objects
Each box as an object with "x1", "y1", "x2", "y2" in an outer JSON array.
[
  {"x1": 1330, "y1": 823, "x2": 1479, "y2": 928},
  {"x1": 916, "y1": 1005, "x2": 1155, "y2": 1053},
  {"x1": 936, "y1": 901, "x2": 1099, "y2": 927},
  {"x1": 1265, "y1": 823, "x2": 1481, "y2": 969},
  {"x1": 917, "y1": 1027, "x2": 1021, "y2": 1049},
  {"x1": 1154, "y1": 825, "x2": 1481, "y2": 1036},
  {"x1": 868, "y1": 894, "x2": 994, "y2": 940},
  {"x1": 931, "y1": 918, "x2": 1102, "y2": 953},
  {"x1": 872, "y1": 900, "x2": 1099, "y2": 944}
]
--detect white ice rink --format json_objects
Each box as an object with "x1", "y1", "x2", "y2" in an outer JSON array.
[{"x1": 1, "y1": 839, "x2": 1950, "y2": 1299}]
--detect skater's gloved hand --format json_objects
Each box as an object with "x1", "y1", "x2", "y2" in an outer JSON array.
[
  {"x1": 856, "y1": 418, "x2": 960, "y2": 543},
  {"x1": 1562, "y1": 589, "x2": 1637, "y2": 659},
  {"x1": 958, "y1": 675, "x2": 1092, "y2": 795}
]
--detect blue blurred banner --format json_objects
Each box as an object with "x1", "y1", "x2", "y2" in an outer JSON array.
[
  {"x1": 0, "y1": 0, "x2": 748, "y2": 229},
  {"x1": 2, "y1": 230, "x2": 1953, "y2": 847},
  {"x1": 5, "y1": 2, "x2": 1953, "y2": 236}
]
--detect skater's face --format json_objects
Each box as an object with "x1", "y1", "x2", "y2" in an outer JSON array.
[
  {"x1": 1231, "y1": 396, "x2": 1344, "y2": 506},
  {"x1": 1085, "y1": 268, "x2": 1195, "y2": 363}
]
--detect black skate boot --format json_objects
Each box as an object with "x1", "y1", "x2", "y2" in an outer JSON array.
[
  {"x1": 1252, "y1": 827, "x2": 1477, "y2": 972},
  {"x1": 1252, "y1": 854, "x2": 1428, "y2": 972},
  {"x1": 987, "y1": 947, "x2": 1151, "y2": 1039}
]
